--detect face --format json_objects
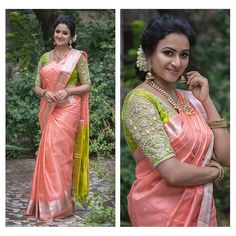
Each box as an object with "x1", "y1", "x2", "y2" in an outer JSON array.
[
  {"x1": 149, "y1": 33, "x2": 190, "y2": 83},
  {"x1": 53, "y1": 23, "x2": 72, "y2": 46}
]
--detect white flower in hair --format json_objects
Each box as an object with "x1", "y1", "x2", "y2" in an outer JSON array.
[
  {"x1": 136, "y1": 45, "x2": 152, "y2": 72},
  {"x1": 72, "y1": 34, "x2": 77, "y2": 42}
]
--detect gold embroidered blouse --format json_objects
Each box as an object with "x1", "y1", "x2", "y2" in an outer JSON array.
[{"x1": 123, "y1": 91, "x2": 176, "y2": 167}]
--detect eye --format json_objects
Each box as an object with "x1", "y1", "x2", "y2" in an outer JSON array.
[
  {"x1": 55, "y1": 29, "x2": 60, "y2": 33},
  {"x1": 62, "y1": 31, "x2": 69, "y2": 36},
  {"x1": 162, "y1": 50, "x2": 174, "y2": 57},
  {"x1": 180, "y1": 52, "x2": 189, "y2": 59}
]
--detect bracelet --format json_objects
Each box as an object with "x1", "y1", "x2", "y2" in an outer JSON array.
[
  {"x1": 43, "y1": 90, "x2": 47, "y2": 97},
  {"x1": 207, "y1": 119, "x2": 227, "y2": 129},
  {"x1": 64, "y1": 88, "x2": 72, "y2": 96},
  {"x1": 211, "y1": 164, "x2": 225, "y2": 183}
]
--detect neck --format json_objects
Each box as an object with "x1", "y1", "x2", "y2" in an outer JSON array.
[
  {"x1": 54, "y1": 45, "x2": 70, "y2": 52},
  {"x1": 152, "y1": 73, "x2": 175, "y2": 94}
]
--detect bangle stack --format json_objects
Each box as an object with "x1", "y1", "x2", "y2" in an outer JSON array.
[
  {"x1": 64, "y1": 88, "x2": 72, "y2": 96},
  {"x1": 211, "y1": 163, "x2": 225, "y2": 183},
  {"x1": 207, "y1": 119, "x2": 227, "y2": 129}
]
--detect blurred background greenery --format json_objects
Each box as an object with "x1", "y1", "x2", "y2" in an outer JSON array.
[
  {"x1": 120, "y1": 9, "x2": 230, "y2": 226},
  {"x1": 6, "y1": 9, "x2": 115, "y2": 160}
]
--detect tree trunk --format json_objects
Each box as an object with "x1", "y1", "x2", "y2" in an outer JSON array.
[{"x1": 33, "y1": 10, "x2": 57, "y2": 42}]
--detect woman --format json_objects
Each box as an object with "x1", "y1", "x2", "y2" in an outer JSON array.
[
  {"x1": 122, "y1": 15, "x2": 230, "y2": 226},
  {"x1": 25, "y1": 16, "x2": 91, "y2": 221}
]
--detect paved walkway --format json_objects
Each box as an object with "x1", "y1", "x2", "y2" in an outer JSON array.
[{"x1": 6, "y1": 158, "x2": 115, "y2": 227}]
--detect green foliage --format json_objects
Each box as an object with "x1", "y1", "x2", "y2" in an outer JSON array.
[
  {"x1": 6, "y1": 73, "x2": 40, "y2": 158},
  {"x1": 84, "y1": 192, "x2": 115, "y2": 226},
  {"x1": 84, "y1": 159, "x2": 115, "y2": 226},
  {"x1": 122, "y1": 20, "x2": 145, "y2": 88},
  {"x1": 120, "y1": 128, "x2": 135, "y2": 225},
  {"x1": 6, "y1": 10, "x2": 45, "y2": 73},
  {"x1": 6, "y1": 10, "x2": 115, "y2": 159},
  {"x1": 121, "y1": 10, "x2": 230, "y2": 226}
]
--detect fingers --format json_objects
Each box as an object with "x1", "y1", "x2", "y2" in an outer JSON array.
[
  {"x1": 45, "y1": 91, "x2": 57, "y2": 103},
  {"x1": 44, "y1": 90, "x2": 68, "y2": 102},
  {"x1": 186, "y1": 71, "x2": 208, "y2": 90},
  {"x1": 54, "y1": 90, "x2": 67, "y2": 101}
]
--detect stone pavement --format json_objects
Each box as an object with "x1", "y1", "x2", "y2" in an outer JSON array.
[{"x1": 6, "y1": 158, "x2": 115, "y2": 227}]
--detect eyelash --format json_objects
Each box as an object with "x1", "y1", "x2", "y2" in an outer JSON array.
[
  {"x1": 55, "y1": 30, "x2": 68, "y2": 35},
  {"x1": 163, "y1": 50, "x2": 173, "y2": 57},
  {"x1": 180, "y1": 53, "x2": 189, "y2": 59},
  {"x1": 162, "y1": 50, "x2": 189, "y2": 59}
]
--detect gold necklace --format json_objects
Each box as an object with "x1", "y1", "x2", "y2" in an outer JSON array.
[
  {"x1": 52, "y1": 48, "x2": 69, "y2": 63},
  {"x1": 146, "y1": 79, "x2": 194, "y2": 115}
]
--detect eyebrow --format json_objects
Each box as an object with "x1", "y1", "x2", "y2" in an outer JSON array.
[
  {"x1": 162, "y1": 47, "x2": 190, "y2": 52},
  {"x1": 55, "y1": 29, "x2": 69, "y2": 33}
]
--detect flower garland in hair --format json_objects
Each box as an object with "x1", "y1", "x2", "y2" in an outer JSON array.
[
  {"x1": 136, "y1": 45, "x2": 152, "y2": 72},
  {"x1": 72, "y1": 34, "x2": 77, "y2": 42}
]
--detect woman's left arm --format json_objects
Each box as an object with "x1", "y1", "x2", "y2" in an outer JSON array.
[
  {"x1": 68, "y1": 54, "x2": 92, "y2": 94},
  {"x1": 201, "y1": 96, "x2": 230, "y2": 166},
  {"x1": 187, "y1": 71, "x2": 230, "y2": 166},
  {"x1": 66, "y1": 83, "x2": 91, "y2": 95}
]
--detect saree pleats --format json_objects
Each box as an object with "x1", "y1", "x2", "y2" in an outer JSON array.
[
  {"x1": 26, "y1": 96, "x2": 81, "y2": 220},
  {"x1": 126, "y1": 90, "x2": 217, "y2": 226}
]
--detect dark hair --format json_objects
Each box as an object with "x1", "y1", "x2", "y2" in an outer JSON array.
[
  {"x1": 138, "y1": 14, "x2": 198, "y2": 80},
  {"x1": 52, "y1": 16, "x2": 76, "y2": 48}
]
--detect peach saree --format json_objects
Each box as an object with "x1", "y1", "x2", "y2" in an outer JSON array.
[
  {"x1": 25, "y1": 49, "x2": 89, "y2": 221},
  {"x1": 122, "y1": 89, "x2": 217, "y2": 226}
]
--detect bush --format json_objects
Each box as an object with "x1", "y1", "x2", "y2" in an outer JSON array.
[{"x1": 6, "y1": 73, "x2": 40, "y2": 158}]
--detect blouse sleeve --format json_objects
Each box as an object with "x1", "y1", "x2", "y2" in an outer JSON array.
[
  {"x1": 76, "y1": 54, "x2": 91, "y2": 84},
  {"x1": 124, "y1": 93, "x2": 175, "y2": 167},
  {"x1": 35, "y1": 56, "x2": 43, "y2": 86}
]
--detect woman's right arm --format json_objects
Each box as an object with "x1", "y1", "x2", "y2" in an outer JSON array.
[
  {"x1": 124, "y1": 93, "x2": 220, "y2": 187},
  {"x1": 34, "y1": 85, "x2": 57, "y2": 103},
  {"x1": 34, "y1": 54, "x2": 56, "y2": 102},
  {"x1": 34, "y1": 85, "x2": 46, "y2": 97}
]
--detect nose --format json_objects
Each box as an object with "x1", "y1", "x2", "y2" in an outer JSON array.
[
  {"x1": 171, "y1": 55, "x2": 181, "y2": 68},
  {"x1": 56, "y1": 32, "x2": 63, "y2": 38}
]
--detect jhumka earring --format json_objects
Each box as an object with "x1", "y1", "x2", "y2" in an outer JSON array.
[
  {"x1": 53, "y1": 41, "x2": 56, "y2": 46},
  {"x1": 69, "y1": 40, "x2": 73, "y2": 49},
  {"x1": 145, "y1": 71, "x2": 155, "y2": 81},
  {"x1": 177, "y1": 75, "x2": 187, "y2": 84},
  {"x1": 136, "y1": 45, "x2": 152, "y2": 72}
]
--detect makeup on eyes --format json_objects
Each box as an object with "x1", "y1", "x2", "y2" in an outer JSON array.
[
  {"x1": 162, "y1": 47, "x2": 190, "y2": 58},
  {"x1": 55, "y1": 29, "x2": 69, "y2": 35}
]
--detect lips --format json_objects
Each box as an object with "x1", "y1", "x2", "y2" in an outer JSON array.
[
  {"x1": 167, "y1": 68, "x2": 180, "y2": 76},
  {"x1": 56, "y1": 39, "x2": 64, "y2": 42}
]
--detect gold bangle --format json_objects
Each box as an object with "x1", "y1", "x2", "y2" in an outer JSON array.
[
  {"x1": 64, "y1": 88, "x2": 71, "y2": 96},
  {"x1": 212, "y1": 165, "x2": 224, "y2": 183},
  {"x1": 43, "y1": 90, "x2": 47, "y2": 97},
  {"x1": 207, "y1": 119, "x2": 227, "y2": 129}
]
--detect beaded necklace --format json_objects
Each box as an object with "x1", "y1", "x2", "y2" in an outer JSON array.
[
  {"x1": 51, "y1": 48, "x2": 70, "y2": 63},
  {"x1": 146, "y1": 79, "x2": 194, "y2": 115}
]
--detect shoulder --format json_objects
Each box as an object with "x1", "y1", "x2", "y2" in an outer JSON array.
[
  {"x1": 39, "y1": 51, "x2": 51, "y2": 64},
  {"x1": 72, "y1": 49, "x2": 88, "y2": 59},
  {"x1": 122, "y1": 89, "x2": 158, "y2": 119},
  {"x1": 41, "y1": 50, "x2": 52, "y2": 57}
]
